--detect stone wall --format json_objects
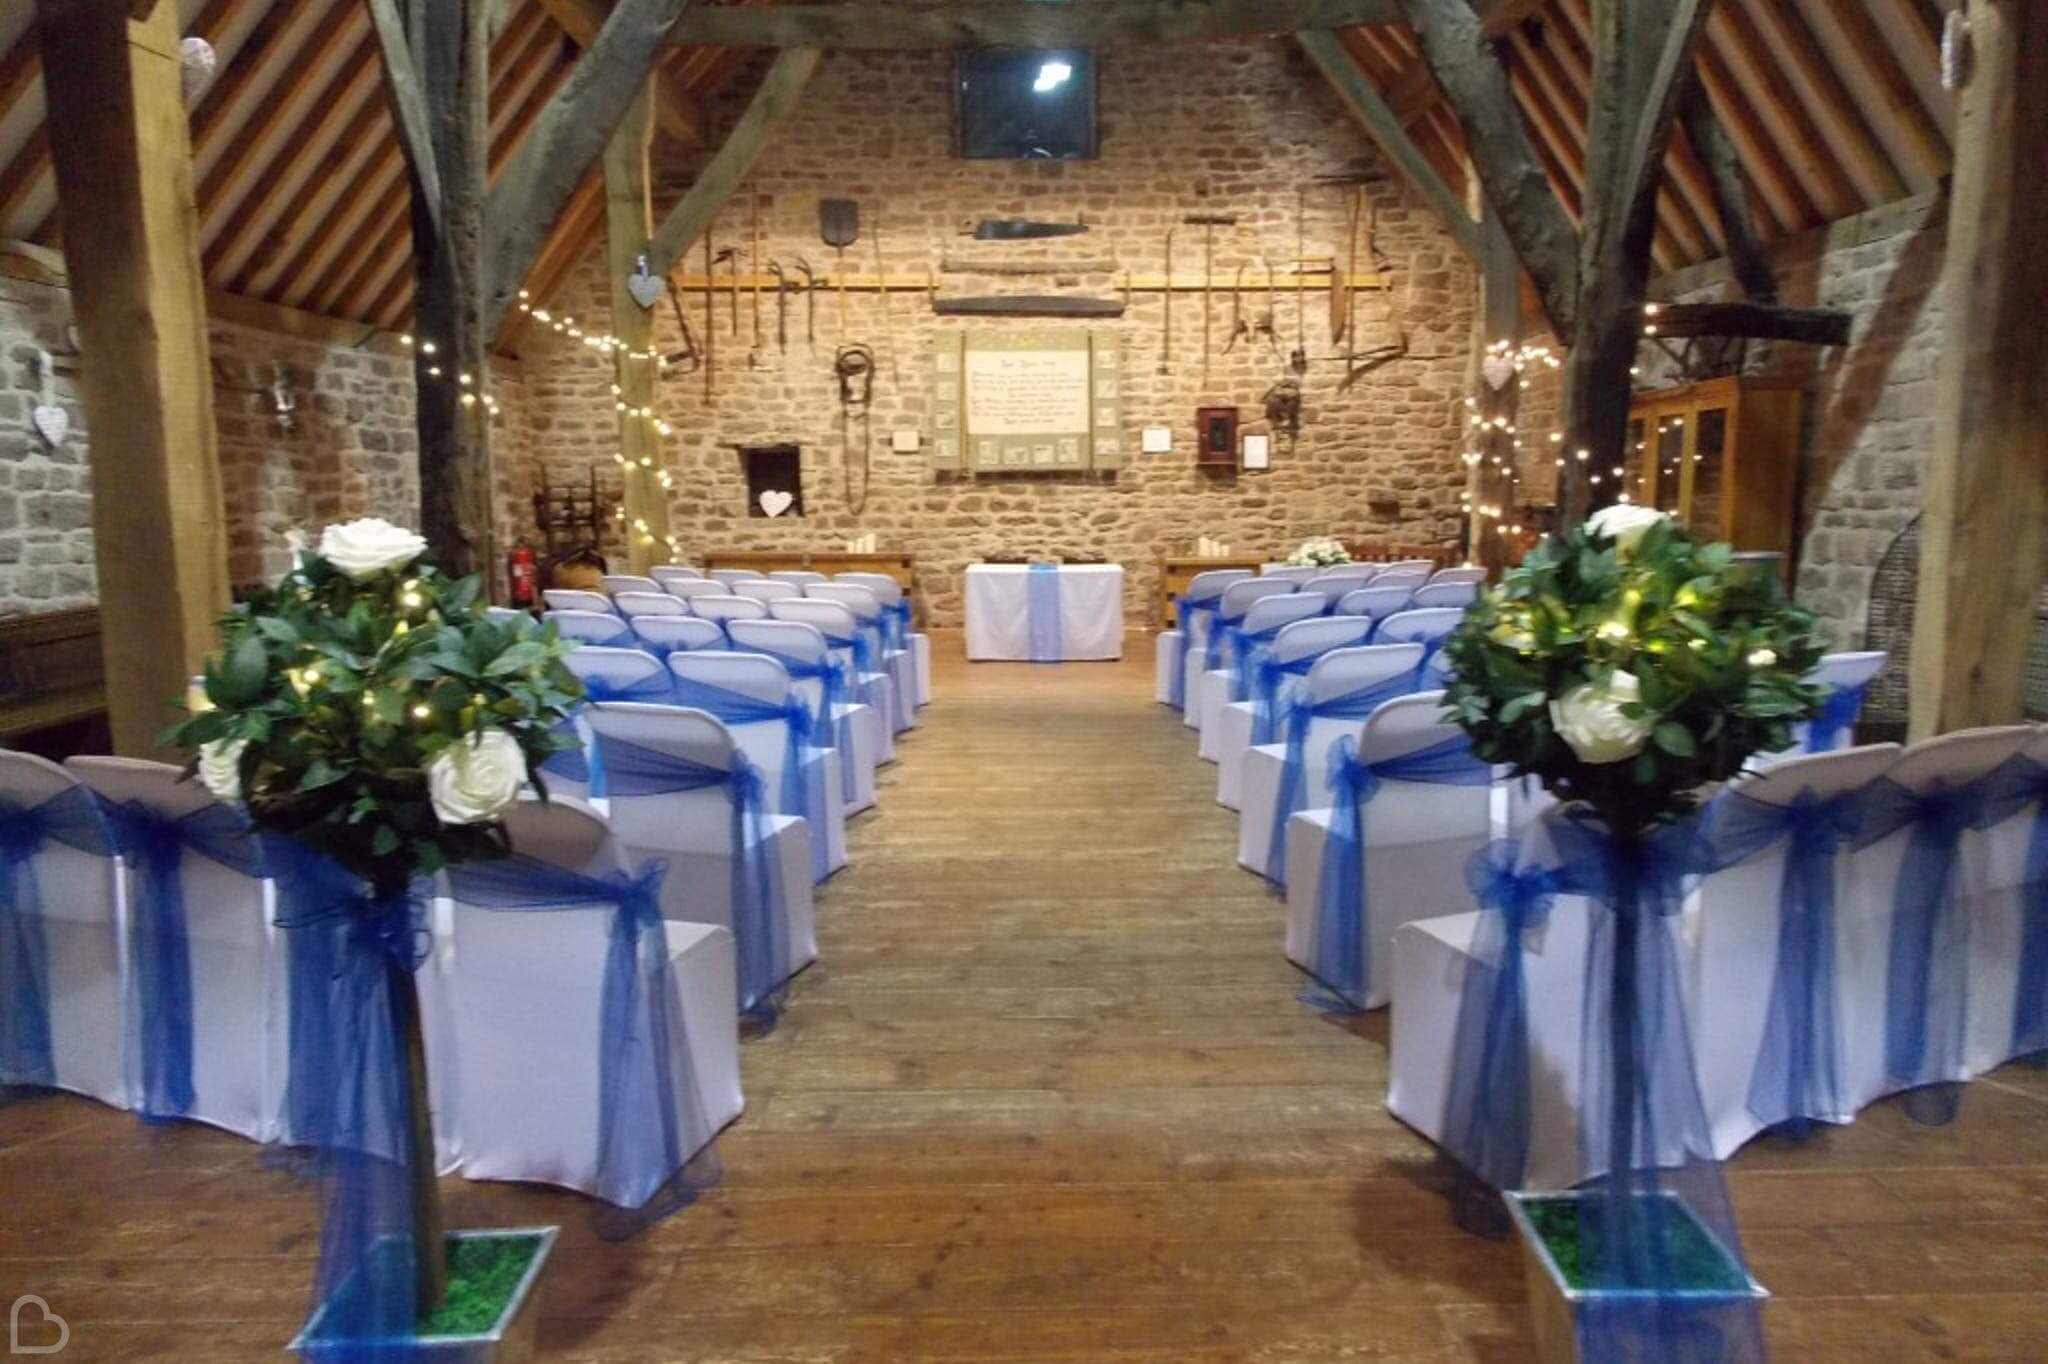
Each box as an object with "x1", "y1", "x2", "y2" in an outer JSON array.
[
  {"x1": 0, "y1": 271, "x2": 422, "y2": 616},
  {"x1": 512, "y1": 41, "x2": 1477, "y2": 626}
]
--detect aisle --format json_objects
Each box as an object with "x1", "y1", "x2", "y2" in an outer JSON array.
[{"x1": 3, "y1": 638, "x2": 2047, "y2": 1360}]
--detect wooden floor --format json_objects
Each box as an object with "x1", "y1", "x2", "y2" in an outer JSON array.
[{"x1": 4, "y1": 636, "x2": 2048, "y2": 1361}]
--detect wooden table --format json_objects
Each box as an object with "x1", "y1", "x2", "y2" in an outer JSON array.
[{"x1": 1157, "y1": 556, "x2": 1264, "y2": 628}]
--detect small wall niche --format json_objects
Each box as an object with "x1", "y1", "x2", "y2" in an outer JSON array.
[{"x1": 743, "y1": 443, "x2": 804, "y2": 518}]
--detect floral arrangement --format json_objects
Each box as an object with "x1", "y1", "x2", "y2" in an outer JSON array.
[
  {"x1": 170, "y1": 517, "x2": 582, "y2": 892},
  {"x1": 1287, "y1": 535, "x2": 1352, "y2": 568},
  {"x1": 1440, "y1": 504, "x2": 1825, "y2": 835}
]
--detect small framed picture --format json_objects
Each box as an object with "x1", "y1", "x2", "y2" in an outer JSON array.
[
  {"x1": 1242, "y1": 433, "x2": 1271, "y2": 470},
  {"x1": 1141, "y1": 426, "x2": 1172, "y2": 454}
]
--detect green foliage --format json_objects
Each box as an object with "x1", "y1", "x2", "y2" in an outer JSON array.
[
  {"x1": 416, "y1": 1234, "x2": 545, "y2": 1337},
  {"x1": 166, "y1": 548, "x2": 582, "y2": 891},
  {"x1": 1441, "y1": 516, "x2": 1824, "y2": 836}
]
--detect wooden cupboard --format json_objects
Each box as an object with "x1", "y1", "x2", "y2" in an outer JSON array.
[{"x1": 1621, "y1": 376, "x2": 1803, "y2": 567}]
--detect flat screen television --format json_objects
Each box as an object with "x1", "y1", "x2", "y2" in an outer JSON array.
[{"x1": 955, "y1": 48, "x2": 1098, "y2": 160}]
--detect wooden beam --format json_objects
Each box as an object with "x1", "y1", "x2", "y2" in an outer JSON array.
[
  {"x1": 665, "y1": 0, "x2": 1404, "y2": 48},
  {"x1": 1393, "y1": 0, "x2": 1581, "y2": 336},
  {"x1": 1298, "y1": 31, "x2": 1479, "y2": 260},
  {"x1": 367, "y1": 0, "x2": 446, "y2": 239},
  {"x1": 1676, "y1": 77, "x2": 1775, "y2": 300},
  {"x1": 1478, "y1": 0, "x2": 1551, "y2": 37},
  {"x1": 603, "y1": 87, "x2": 673, "y2": 574},
  {"x1": 1909, "y1": 0, "x2": 2048, "y2": 737},
  {"x1": 1646, "y1": 300, "x2": 1848, "y2": 343},
  {"x1": 484, "y1": 0, "x2": 700, "y2": 333},
  {"x1": 538, "y1": 0, "x2": 703, "y2": 145},
  {"x1": 37, "y1": 0, "x2": 230, "y2": 759},
  {"x1": 645, "y1": 47, "x2": 822, "y2": 278}
]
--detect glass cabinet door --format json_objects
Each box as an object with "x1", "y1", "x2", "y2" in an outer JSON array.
[
  {"x1": 1683, "y1": 406, "x2": 1730, "y2": 538},
  {"x1": 1622, "y1": 417, "x2": 1650, "y2": 503},
  {"x1": 1654, "y1": 412, "x2": 1686, "y2": 516}
]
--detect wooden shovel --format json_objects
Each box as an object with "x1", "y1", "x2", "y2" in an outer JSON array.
[{"x1": 820, "y1": 198, "x2": 858, "y2": 335}]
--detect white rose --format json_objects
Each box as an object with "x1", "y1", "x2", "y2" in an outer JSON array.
[
  {"x1": 197, "y1": 738, "x2": 248, "y2": 803},
  {"x1": 426, "y1": 730, "x2": 525, "y2": 826},
  {"x1": 1549, "y1": 670, "x2": 1656, "y2": 765},
  {"x1": 318, "y1": 517, "x2": 427, "y2": 581},
  {"x1": 283, "y1": 528, "x2": 309, "y2": 558},
  {"x1": 1585, "y1": 503, "x2": 1669, "y2": 558}
]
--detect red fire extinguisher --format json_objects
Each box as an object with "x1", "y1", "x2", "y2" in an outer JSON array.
[{"x1": 506, "y1": 538, "x2": 538, "y2": 609}]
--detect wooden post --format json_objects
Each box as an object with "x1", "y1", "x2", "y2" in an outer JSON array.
[
  {"x1": 604, "y1": 86, "x2": 672, "y2": 574},
  {"x1": 38, "y1": 0, "x2": 231, "y2": 759},
  {"x1": 1469, "y1": 211, "x2": 1520, "y2": 570},
  {"x1": 399, "y1": 1, "x2": 496, "y2": 587},
  {"x1": 1908, "y1": 0, "x2": 2048, "y2": 738}
]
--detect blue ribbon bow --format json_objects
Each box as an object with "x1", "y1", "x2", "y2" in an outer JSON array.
[
  {"x1": 740, "y1": 644, "x2": 861, "y2": 805},
  {"x1": 1219, "y1": 618, "x2": 1292, "y2": 704},
  {"x1": 1261, "y1": 671, "x2": 1420, "y2": 886},
  {"x1": 1169, "y1": 592, "x2": 1225, "y2": 709},
  {"x1": 1026, "y1": 562, "x2": 1063, "y2": 663},
  {"x1": 1301, "y1": 733, "x2": 1492, "y2": 1012},
  {"x1": 97, "y1": 798, "x2": 269, "y2": 1122},
  {"x1": 591, "y1": 732, "x2": 792, "y2": 1022},
  {"x1": 0, "y1": 787, "x2": 115, "y2": 1090},
  {"x1": 667, "y1": 674, "x2": 828, "y2": 884}
]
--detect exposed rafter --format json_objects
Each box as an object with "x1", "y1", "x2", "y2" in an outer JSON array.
[
  {"x1": 537, "y1": 0, "x2": 704, "y2": 145},
  {"x1": 665, "y1": 0, "x2": 1404, "y2": 49}
]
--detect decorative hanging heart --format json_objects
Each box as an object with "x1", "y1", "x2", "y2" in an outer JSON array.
[
  {"x1": 758, "y1": 489, "x2": 794, "y2": 518},
  {"x1": 31, "y1": 404, "x2": 67, "y2": 449},
  {"x1": 1481, "y1": 354, "x2": 1516, "y2": 392},
  {"x1": 626, "y1": 259, "x2": 662, "y2": 310}
]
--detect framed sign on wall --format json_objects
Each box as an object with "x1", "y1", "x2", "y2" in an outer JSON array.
[{"x1": 928, "y1": 329, "x2": 1122, "y2": 474}]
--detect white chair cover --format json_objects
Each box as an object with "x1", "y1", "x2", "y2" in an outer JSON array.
[
  {"x1": 689, "y1": 596, "x2": 773, "y2": 636},
  {"x1": 1259, "y1": 565, "x2": 1318, "y2": 582},
  {"x1": 1374, "y1": 607, "x2": 1465, "y2": 653},
  {"x1": 1378, "y1": 558, "x2": 1436, "y2": 574},
  {"x1": 1214, "y1": 615, "x2": 1374, "y2": 809},
  {"x1": 667, "y1": 651, "x2": 847, "y2": 880},
  {"x1": 1281, "y1": 694, "x2": 1494, "y2": 1010},
  {"x1": 435, "y1": 798, "x2": 741, "y2": 1202},
  {"x1": 0, "y1": 753, "x2": 127, "y2": 1110},
  {"x1": 650, "y1": 565, "x2": 705, "y2": 587},
  {"x1": 1235, "y1": 644, "x2": 1422, "y2": 876},
  {"x1": 708, "y1": 569, "x2": 768, "y2": 588},
  {"x1": 768, "y1": 598, "x2": 897, "y2": 766},
  {"x1": 1302, "y1": 569, "x2": 1375, "y2": 599},
  {"x1": 542, "y1": 589, "x2": 616, "y2": 615},
  {"x1": 1429, "y1": 567, "x2": 1487, "y2": 587},
  {"x1": 837, "y1": 573, "x2": 930, "y2": 708},
  {"x1": 1154, "y1": 569, "x2": 1253, "y2": 705},
  {"x1": 1368, "y1": 570, "x2": 1428, "y2": 593},
  {"x1": 67, "y1": 757, "x2": 281, "y2": 1141},
  {"x1": 1334, "y1": 586, "x2": 1413, "y2": 626},
  {"x1": 1183, "y1": 579, "x2": 1299, "y2": 726},
  {"x1": 545, "y1": 609, "x2": 636, "y2": 647},
  {"x1": 601, "y1": 575, "x2": 663, "y2": 596},
  {"x1": 1198, "y1": 594, "x2": 1329, "y2": 761},
  {"x1": 663, "y1": 579, "x2": 729, "y2": 605},
  {"x1": 727, "y1": 618, "x2": 879, "y2": 813},
  {"x1": 631, "y1": 616, "x2": 727, "y2": 657},
  {"x1": 613, "y1": 591, "x2": 687, "y2": 618},
  {"x1": 767, "y1": 570, "x2": 827, "y2": 586},
  {"x1": 731, "y1": 580, "x2": 803, "y2": 606},
  {"x1": 806, "y1": 583, "x2": 914, "y2": 733},
  {"x1": 1410, "y1": 582, "x2": 1479, "y2": 610}
]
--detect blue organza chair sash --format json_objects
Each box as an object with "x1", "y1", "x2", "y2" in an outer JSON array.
[
  {"x1": 1262, "y1": 671, "x2": 1418, "y2": 887},
  {"x1": 666, "y1": 675, "x2": 825, "y2": 884},
  {"x1": 1219, "y1": 619, "x2": 1291, "y2": 703},
  {"x1": 881, "y1": 596, "x2": 920, "y2": 699},
  {"x1": 1969, "y1": 756, "x2": 2048, "y2": 1059},
  {"x1": 1169, "y1": 592, "x2": 1226, "y2": 708},
  {"x1": 1302, "y1": 733, "x2": 1492, "y2": 1011},
  {"x1": 1694, "y1": 785, "x2": 1863, "y2": 1135},
  {"x1": 738, "y1": 644, "x2": 859, "y2": 804},
  {"x1": 538, "y1": 672, "x2": 679, "y2": 797},
  {"x1": 1247, "y1": 647, "x2": 1322, "y2": 747},
  {"x1": 1441, "y1": 815, "x2": 1765, "y2": 1362},
  {"x1": 590, "y1": 732, "x2": 790, "y2": 1020},
  {"x1": 443, "y1": 854, "x2": 715, "y2": 1208},
  {"x1": 1026, "y1": 561, "x2": 1062, "y2": 663},
  {"x1": 0, "y1": 787, "x2": 115, "y2": 1089},
  {"x1": 1804, "y1": 680, "x2": 1869, "y2": 753},
  {"x1": 97, "y1": 798, "x2": 269, "y2": 1121},
  {"x1": 817, "y1": 624, "x2": 878, "y2": 680}
]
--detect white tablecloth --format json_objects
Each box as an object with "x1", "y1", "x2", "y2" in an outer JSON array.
[{"x1": 964, "y1": 564, "x2": 1125, "y2": 661}]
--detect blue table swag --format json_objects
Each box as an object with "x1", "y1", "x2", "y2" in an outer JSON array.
[{"x1": 1026, "y1": 561, "x2": 1063, "y2": 663}]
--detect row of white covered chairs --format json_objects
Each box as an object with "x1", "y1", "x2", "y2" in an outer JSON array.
[
  {"x1": 0, "y1": 752, "x2": 742, "y2": 1208},
  {"x1": 1387, "y1": 722, "x2": 2048, "y2": 1191}
]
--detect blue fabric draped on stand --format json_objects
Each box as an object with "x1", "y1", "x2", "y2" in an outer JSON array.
[
  {"x1": 741, "y1": 644, "x2": 860, "y2": 805},
  {"x1": 591, "y1": 732, "x2": 790, "y2": 1022},
  {"x1": 667, "y1": 674, "x2": 827, "y2": 884},
  {"x1": 98, "y1": 799, "x2": 270, "y2": 1122},
  {"x1": 1442, "y1": 816, "x2": 1767, "y2": 1364},
  {"x1": 1261, "y1": 671, "x2": 1417, "y2": 887},
  {"x1": 1694, "y1": 786, "x2": 1862, "y2": 1137},
  {"x1": 1852, "y1": 775, "x2": 1986, "y2": 1125},
  {"x1": 444, "y1": 854, "x2": 720, "y2": 1212},
  {"x1": 1026, "y1": 562, "x2": 1063, "y2": 663},
  {"x1": 272, "y1": 843, "x2": 428, "y2": 1360},
  {"x1": 1971, "y1": 756, "x2": 2048, "y2": 1060},
  {"x1": 1301, "y1": 733, "x2": 1491, "y2": 1012},
  {"x1": 1804, "y1": 680, "x2": 1869, "y2": 754},
  {"x1": 0, "y1": 787, "x2": 115, "y2": 1089},
  {"x1": 1169, "y1": 592, "x2": 1225, "y2": 709}
]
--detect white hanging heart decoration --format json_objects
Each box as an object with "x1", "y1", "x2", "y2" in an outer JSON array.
[
  {"x1": 758, "y1": 489, "x2": 794, "y2": 518},
  {"x1": 31, "y1": 404, "x2": 67, "y2": 449},
  {"x1": 1481, "y1": 354, "x2": 1516, "y2": 392},
  {"x1": 626, "y1": 255, "x2": 661, "y2": 310}
]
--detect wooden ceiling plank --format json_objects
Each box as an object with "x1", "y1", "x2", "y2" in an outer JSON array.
[
  {"x1": 1865, "y1": 0, "x2": 1952, "y2": 140},
  {"x1": 1735, "y1": 0, "x2": 1905, "y2": 207},
  {"x1": 1793, "y1": 0, "x2": 1950, "y2": 188},
  {"x1": 1700, "y1": 3, "x2": 1863, "y2": 220},
  {"x1": 0, "y1": 26, "x2": 40, "y2": 115},
  {"x1": 491, "y1": 166, "x2": 606, "y2": 344},
  {"x1": 1690, "y1": 42, "x2": 1810, "y2": 235}
]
